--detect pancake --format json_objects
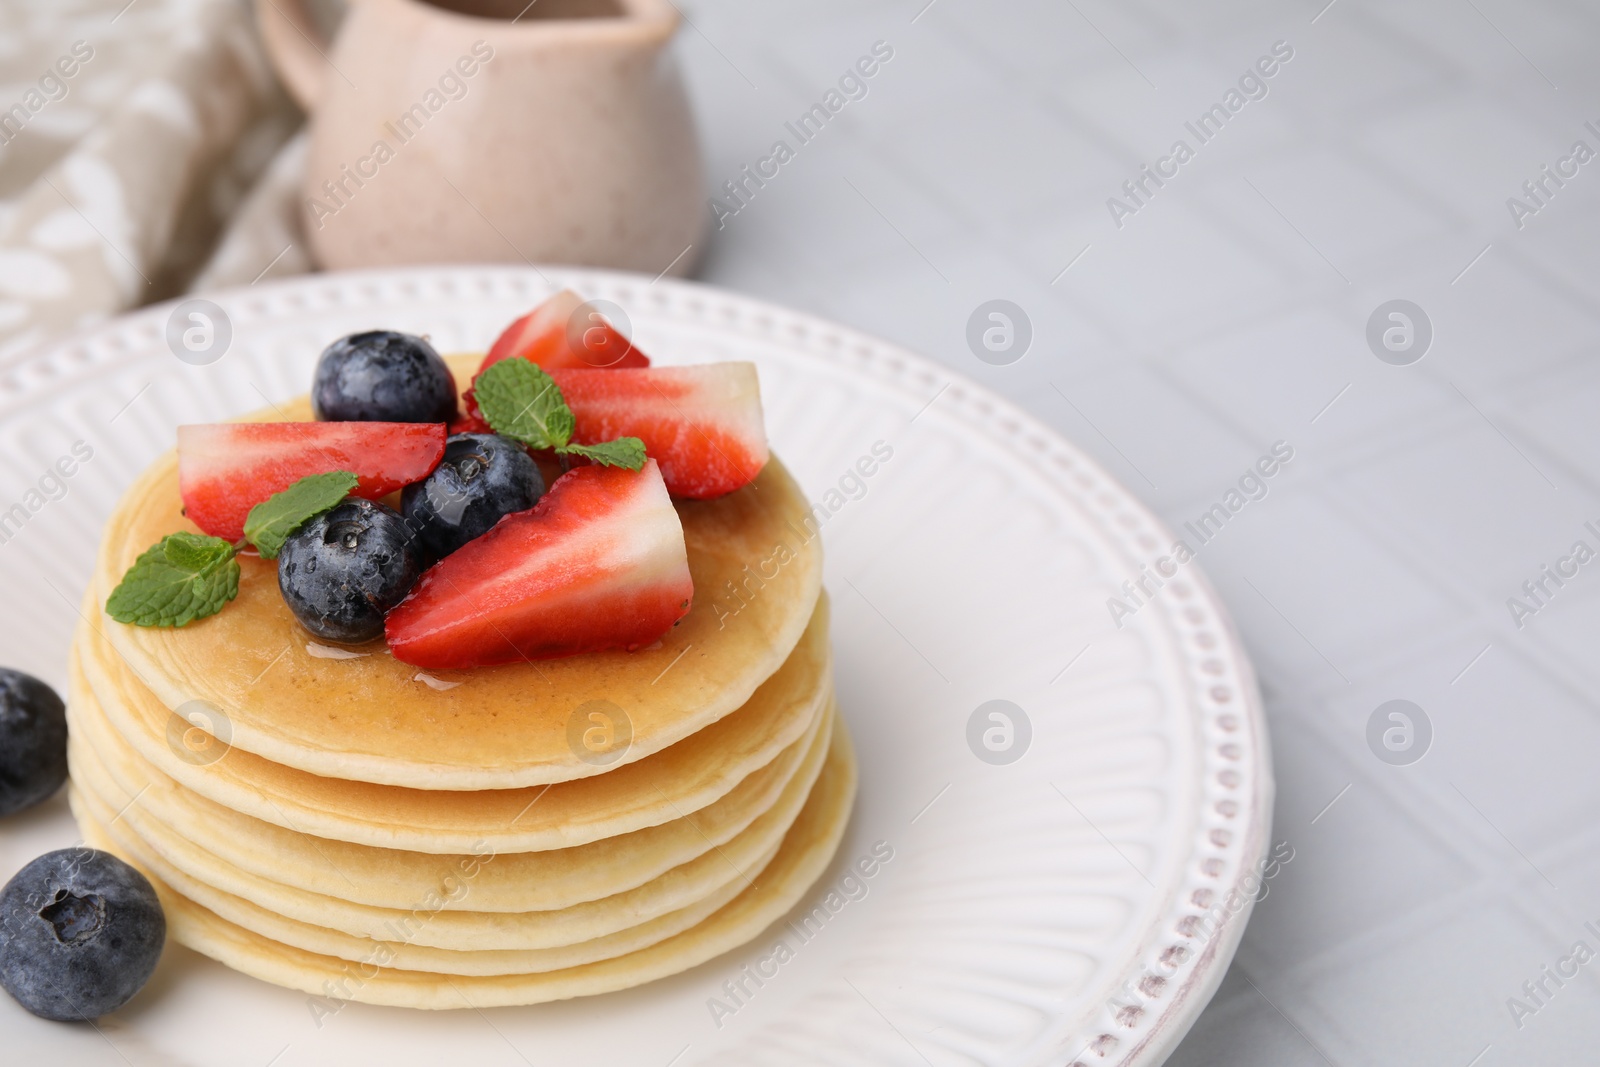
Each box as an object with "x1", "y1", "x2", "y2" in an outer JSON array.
[
  {"x1": 93, "y1": 352, "x2": 824, "y2": 790},
  {"x1": 66, "y1": 695, "x2": 828, "y2": 916},
  {"x1": 75, "y1": 780, "x2": 777, "y2": 976},
  {"x1": 78, "y1": 721, "x2": 857, "y2": 1007},
  {"x1": 72, "y1": 595, "x2": 832, "y2": 853},
  {"x1": 67, "y1": 705, "x2": 834, "y2": 950},
  {"x1": 76, "y1": 781, "x2": 776, "y2": 976}
]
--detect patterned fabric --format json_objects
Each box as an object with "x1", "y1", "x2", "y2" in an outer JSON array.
[
  {"x1": 0, "y1": 0, "x2": 302, "y2": 363},
  {"x1": 190, "y1": 128, "x2": 312, "y2": 292}
]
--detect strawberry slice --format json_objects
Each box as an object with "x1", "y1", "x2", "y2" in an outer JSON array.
[
  {"x1": 386, "y1": 459, "x2": 691, "y2": 667},
  {"x1": 482, "y1": 290, "x2": 650, "y2": 372},
  {"x1": 548, "y1": 364, "x2": 768, "y2": 499},
  {"x1": 449, "y1": 410, "x2": 491, "y2": 436},
  {"x1": 178, "y1": 423, "x2": 446, "y2": 542}
]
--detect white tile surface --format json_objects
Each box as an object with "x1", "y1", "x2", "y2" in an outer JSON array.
[{"x1": 678, "y1": 0, "x2": 1600, "y2": 1060}]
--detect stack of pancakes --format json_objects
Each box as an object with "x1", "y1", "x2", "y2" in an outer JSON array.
[{"x1": 64, "y1": 372, "x2": 853, "y2": 1009}]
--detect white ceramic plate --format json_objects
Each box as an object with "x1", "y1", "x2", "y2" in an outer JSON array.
[{"x1": 0, "y1": 267, "x2": 1270, "y2": 1067}]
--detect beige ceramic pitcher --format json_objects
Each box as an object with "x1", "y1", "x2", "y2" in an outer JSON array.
[{"x1": 256, "y1": 0, "x2": 705, "y2": 275}]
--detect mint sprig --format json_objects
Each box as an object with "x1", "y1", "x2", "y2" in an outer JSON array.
[
  {"x1": 474, "y1": 359, "x2": 646, "y2": 471},
  {"x1": 473, "y1": 359, "x2": 573, "y2": 450},
  {"x1": 244, "y1": 470, "x2": 359, "y2": 560},
  {"x1": 109, "y1": 472, "x2": 360, "y2": 627},
  {"x1": 560, "y1": 438, "x2": 647, "y2": 470},
  {"x1": 106, "y1": 532, "x2": 240, "y2": 627}
]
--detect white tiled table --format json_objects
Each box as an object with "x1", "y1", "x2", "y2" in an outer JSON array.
[{"x1": 677, "y1": 0, "x2": 1600, "y2": 1062}]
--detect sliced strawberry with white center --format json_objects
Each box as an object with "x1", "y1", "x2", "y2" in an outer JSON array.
[
  {"x1": 482, "y1": 289, "x2": 650, "y2": 372},
  {"x1": 548, "y1": 364, "x2": 767, "y2": 499},
  {"x1": 386, "y1": 459, "x2": 692, "y2": 668},
  {"x1": 178, "y1": 422, "x2": 446, "y2": 542}
]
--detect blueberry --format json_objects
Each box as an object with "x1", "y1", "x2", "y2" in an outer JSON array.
[
  {"x1": 401, "y1": 434, "x2": 544, "y2": 560},
  {"x1": 0, "y1": 669, "x2": 67, "y2": 818},
  {"x1": 277, "y1": 498, "x2": 423, "y2": 643},
  {"x1": 311, "y1": 331, "x2": 458, "y2": 423},
  {"x1": 0, "y1": 848, "x2": 165, "y2": 1020}
]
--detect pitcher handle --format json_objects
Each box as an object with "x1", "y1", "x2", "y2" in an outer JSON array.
[{"x1": 255, "y1": 0, "x2": 331, "y2": 111}]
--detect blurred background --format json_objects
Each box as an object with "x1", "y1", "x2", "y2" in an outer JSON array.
[{"x1": 5, "y1": 0, "x2": 1600, "y2": 1062}]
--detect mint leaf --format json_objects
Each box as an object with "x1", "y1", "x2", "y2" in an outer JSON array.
[
  {"x1": 558, "y1": 437, "x2": 646, "y2": 471},
  {"x1": 476, "y1": 359, "x2": 649, "y2": 473},
  {"x1": 162, "y1": 531, "x2": 234, "y2": 572},
  {"x1": 245, "y1": 471, "x2": 359, "y2": 560},
  {"x1": 474, "y1": 358, "x2": 575, "y2": 450},
  {"x1": 107, "y1": 533, "x2": 239, "y2": 627}
]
